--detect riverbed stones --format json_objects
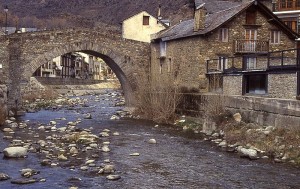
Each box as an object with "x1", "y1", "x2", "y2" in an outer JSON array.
[
  {"x1": 58, "y1": 154, "x2": 68, "y2": 161},
  {"x1": 70, "y1": 147, "x2": 78, "y2": 154},
  {"x1": 3, "y1": 128, "x2": 14, "y2": 132},
  {"x1": 130, "y1": 153, "x2": 140, "y2": 156},
  {"x1": 238, "y1": 147, "x2": 258, "y2": 160},
  {"x1": 3, "y1": 147, "x2": 28, "y2": 158},
  {"x1": 148, "y1": 139, "x2": 157, "y2": 144},
  {"x1": 0, "y1": 173, "x2": 10, "y2": 181},
  {"x1": 20, "y1": 168, "x2": 39, "y2": 178},
  {"x1": 11, "y1": 179, "x2": 37, "y2": 185},
  {"x1": 102, "y1": 145, "x2": 110, "y2": 152},
  {"x1": 106, "y1": 174, "x2": 121, "y2": 181},
  {"x1": 233, "y1": 113, "x2": 242, "y2": 122}
]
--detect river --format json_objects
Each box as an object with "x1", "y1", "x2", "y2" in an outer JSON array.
[{"x1": 1, "y1": 89, "x2": 300, "y2": 189}]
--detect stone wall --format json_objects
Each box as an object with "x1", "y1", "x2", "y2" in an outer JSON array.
[
  {"x1": 223, "y1": 75, "x2": 243, "y2": 96},
  {"x1": 178, "y1": 93, "x2": 300, "y2": 128},
  {"x1": 225, "y1": 95, "x2": 300, "y2": 128},
  {"x1": 0, "y1": 85, "x2": 7, "y2": 124},
  {"x1": 268, "y1": 73, "x2": 297, "y2": 99}
]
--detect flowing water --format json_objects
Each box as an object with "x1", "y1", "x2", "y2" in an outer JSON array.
[{"x1": 1, "y1": 89, "x2": 300, "y2": 189}]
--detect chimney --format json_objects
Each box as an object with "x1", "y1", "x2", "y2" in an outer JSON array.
[
  {"x1": 158, "y1": 4, "x2": 162, "y2": 21},
  {"x1": 194, "y1": 3, "x2": 206, "y2": 31}
]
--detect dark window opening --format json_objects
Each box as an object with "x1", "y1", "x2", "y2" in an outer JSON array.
[
  {"x1": 244, "y1": 74, "x2": 267, "y2": 95},
  {"x1": 246, "y1": 10, "x2": 256, "y2": 25},
  {"x1": 143, "y1": 16, "x2": 150, "y2": 25}
]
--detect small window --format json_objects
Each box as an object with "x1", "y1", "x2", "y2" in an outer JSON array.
[
  {"x1": 167, "y1": 58, "x2": 172, "y2": 72},
  {"x1": 245, "y1": 57, "x2": 257, "y2": 70},
  {"x1": 218, "y1": 57, "x2": 228, "y2": 71},
  {"x1": 244, "y1": 74, "x2": 267, "y2": 95},
  {"x1": 270, "y1": 30, "x2": 281, "y2": 44},
  {"x1": 246, "y1": 10, "x2": 256, "y2": 25},
  {"x1": 143, "y1": 16, "x2": 150, "y2": 25},
  {"x1": 219, "y1": 28, "x2": 228, "y2": 42},
  {"x1": 159, "y1": 41, "x2": 167, "y2": 58}
]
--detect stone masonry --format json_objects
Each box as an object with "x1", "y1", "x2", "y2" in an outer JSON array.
[{"x1": 0, "y1": 28, "x2": 150, "y2": 112}]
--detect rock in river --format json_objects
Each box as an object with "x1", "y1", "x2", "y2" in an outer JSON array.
[
  {"x1": 106, "y1": 174, "x2": 121, "y2": 181},
  {"x1": 11, "y1": 179, "x2": 36, "y2": 185},
  {"x1": 3, "y1": 147, "x2": 28, "y2": 158},
  {"x1": 0, "y1": 173, "x2": 10, "y2": 181}
]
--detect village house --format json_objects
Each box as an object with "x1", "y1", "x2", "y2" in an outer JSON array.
[
  {"x1": 122, "y1": 9, "x2": 169, "y2": 43},
  {"x1": 150, "y1": 0, "x2": 300, "y2": 100}
]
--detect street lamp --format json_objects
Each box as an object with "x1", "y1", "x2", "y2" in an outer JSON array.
[{"x1": 4, "y1": 5, "x2": 8, "y2": 35}]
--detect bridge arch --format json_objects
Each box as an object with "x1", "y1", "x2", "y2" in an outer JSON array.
[{"x1": 26, "y1": 42, "x2": 135, "y2": 105}]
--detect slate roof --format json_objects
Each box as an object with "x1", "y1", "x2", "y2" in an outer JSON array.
[
  {"x1": 195, "y1": 0, "x2": 242, "y2": 14},
  {"x1": 155, "y1": 1, "x2": 252, "y2": 41},
  {"x1": 153, "y1": 0, "x2": 299, "y2": 42}
]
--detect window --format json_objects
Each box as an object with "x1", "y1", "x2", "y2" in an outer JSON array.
[
  {"x1": 167, "y1": 58, "x2": 172, "y2": 72},
  {"x1": 219, "y1": 28, "x2": 228, "y2": 42},
  {"x1": 284, "y1": 21, "x2": 297, "y2": 32},
  {"x1": 246, "y1": 10, "x2": 256, "y2": 25},
  {"x1": 297, "y1": 0, "x2": 300, "y2": 8},
  {"x1": 218, "y1": 57, "x2": 228, "y2": 71},
  {"x1": 244, "y1": 57, "x2": 257, "y2": 70},
  {"x1": 143, "y1": 16, "x2": 150, "y2": 25},
  {"x1": 159, "y1": 41, "x2": 167, "y2": 58},
  {"x1": 244, "y1": 74, "x2": 267, "y2": 95},
  {"x1": 270, "y1": 30, "x2": 281, "y2": 44}
]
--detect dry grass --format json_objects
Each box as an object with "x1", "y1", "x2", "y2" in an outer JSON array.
[
  {"x1": 135, "y1": 79, "x2": 182, "y2": 124},
  {"x1": 22, "y1": 87, "x2": 58, "y2": 103}
]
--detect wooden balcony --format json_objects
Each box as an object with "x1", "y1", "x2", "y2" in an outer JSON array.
[
  {"x1": 276, "y1": 0, "x2": 300, "y2": 11},
  {"x1": 235, "y1": 40, "x2": 269, "y2": 54}
]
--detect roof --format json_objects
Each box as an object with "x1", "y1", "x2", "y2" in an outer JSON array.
[
  {"x1": 195, "y1": 0, "x2": 242, "y2": 14},
  {"x1": 153, "y1": 0, "x2": 299, "y2": 42},
  {"x1": 155, "y1": 1, "x2": 252, "y2": 41}
]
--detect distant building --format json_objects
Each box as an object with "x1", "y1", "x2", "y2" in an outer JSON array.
[
  {"x1": 33, "y1": 52, "x2": 114, "y2": 81},
  {"x1": 122, "y1": 11, "x2": 169, "y2": 43},
  {"x1": 0, "y1": 27, "x2": 37, "y2": 35}
]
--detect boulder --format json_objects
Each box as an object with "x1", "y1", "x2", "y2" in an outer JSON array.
[
  {"x1": 233, "y1": 113, "x2": 242, "y2": 122},
  {"x1": 106, "y1": 175, "x2": 121, "y2": 180},
  {"x1": 239, "y1": 148, "x2": 258, "y2": 160},
  {"x1": 0, "y1": 173, "x2": 10, "y2": 181},
  {"x1": 3, "y1": 147, "x2": 28, "y2": 158}
]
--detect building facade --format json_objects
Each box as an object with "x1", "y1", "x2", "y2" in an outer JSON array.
[
  {"x1": 122, "y1": 11, "x2": 168, "y2": 43},
  {"x1": 150, "y1": 0, "x2": 299, "y2": 100}
]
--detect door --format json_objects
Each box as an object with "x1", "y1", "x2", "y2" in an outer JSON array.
[{"x1": 245, "y1": 29, "x2": 257, "y2": 52}]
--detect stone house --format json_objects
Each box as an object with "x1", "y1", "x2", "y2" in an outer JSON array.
[
  {"x1": 122, "y1": 10, "x2": 169, "y2": 43},
  {"x1": 150, "y1": 0, "x2": 300, "y2": 100}
]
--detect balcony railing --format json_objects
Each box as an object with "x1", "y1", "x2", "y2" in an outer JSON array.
[
  {"x1": 235, "y1": 40, "x2": 269, "y2": 54},
  {"x1": 276, "y1": 0, "x2": 300, "y2": 11},
  {"x1": 207, "y1": 48, "x2": 300, "y2": 74}
]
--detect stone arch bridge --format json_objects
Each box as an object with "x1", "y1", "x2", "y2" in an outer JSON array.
[{"x1": 0, "y1": 28, "x2": 150, "y2": 112}]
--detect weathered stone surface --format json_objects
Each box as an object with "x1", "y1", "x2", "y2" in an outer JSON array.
[{"x1": 3, "y1": 147, "x2": 28, "y2": 158}]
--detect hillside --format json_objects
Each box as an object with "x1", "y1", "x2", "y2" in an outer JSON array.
[{"x1": 0, "y1": 0, "x2": 195, "y2": 29}]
